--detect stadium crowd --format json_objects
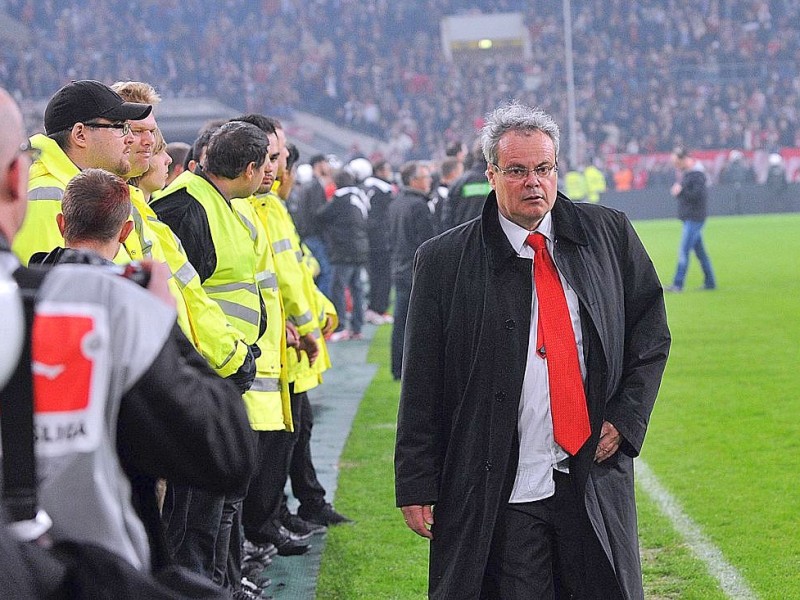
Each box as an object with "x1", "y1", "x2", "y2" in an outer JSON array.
[{"x1": 2, "y1": 0, "x2": 800, "y2": 165}]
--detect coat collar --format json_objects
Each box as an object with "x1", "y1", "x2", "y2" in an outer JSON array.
[{"x1": 481, "y1": 191, "x2": 589, "y2": 272}]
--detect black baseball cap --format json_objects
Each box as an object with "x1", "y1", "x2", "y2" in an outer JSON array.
[{"x1": 44, "y1": 80, "x2": 152, "y2": 135}]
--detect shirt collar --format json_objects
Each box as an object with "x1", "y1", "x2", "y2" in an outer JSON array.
[{"x1": 498, "y1": 210, "x2": 554, "y2": 257}]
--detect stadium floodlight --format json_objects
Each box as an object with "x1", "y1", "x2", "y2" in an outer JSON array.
[{"x1": 440, "y1": 13, "x2": 531, "y2": 62}]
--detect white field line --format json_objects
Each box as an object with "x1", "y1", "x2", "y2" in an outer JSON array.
[{"x1": 637, "y1": 460, "x2": 758, "y2": 599}]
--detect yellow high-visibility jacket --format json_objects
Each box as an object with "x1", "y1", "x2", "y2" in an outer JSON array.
[
  {"x1": 232, "y1": 197, "x2": 292, "y2": 431},
  {"x1": 248, "y1": 190, "x2": 334, "y2": 393}
]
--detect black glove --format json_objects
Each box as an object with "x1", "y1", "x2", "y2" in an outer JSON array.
[{"x1": 226, "y1": 344, "x2": 256, "y2": 394}]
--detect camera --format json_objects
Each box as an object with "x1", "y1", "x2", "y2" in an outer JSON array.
[{"x1": 117, "y1": 261, "x2": 151, "y2": 288}]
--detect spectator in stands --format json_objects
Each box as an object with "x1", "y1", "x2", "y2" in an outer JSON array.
[
  {"x1": 363, "y1": 159, "x2": 396, "y2": 326},
  {"x1": 388, "y1": 160, "x2": 436, "y2": 380},
  {"x1": 666, "y1": 147, "x2": 716, "y2": 293}
]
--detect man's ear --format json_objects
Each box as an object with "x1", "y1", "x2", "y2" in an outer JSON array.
[
  {"x1": 485, "y1": 165, "x2": 496, "y2": 190},
  {"x1": 56, "y1": 213, "x2": 66, "y2": 236},
  {"x1": 119, "y1": 220, "x2": 134, "y2": 243},
  {"x1": 5, "y1": 155, "x2": 27, "y2": 203},
  {"x1": 70, "y1": 123, "x2": 89, "y2": 149}
]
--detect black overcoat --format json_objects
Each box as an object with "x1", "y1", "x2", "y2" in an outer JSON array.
[{"x1": 394, "y1": 192, "x2": 670, "y2": 599}]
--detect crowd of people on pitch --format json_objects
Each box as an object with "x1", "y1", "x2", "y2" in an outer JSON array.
[{"x1": 3, "y1": 0, "x2": 800, "y2": 164}]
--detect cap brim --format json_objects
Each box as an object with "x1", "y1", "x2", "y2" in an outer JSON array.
[{"x1": 102, "y1": 101, "x2": 152, "y2": 123}]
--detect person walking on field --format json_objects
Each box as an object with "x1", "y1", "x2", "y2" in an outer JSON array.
[{"x1": 666, "y1": 146, "x2": 716, "y2": 292}]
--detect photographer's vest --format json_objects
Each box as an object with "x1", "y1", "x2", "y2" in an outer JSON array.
[{"x1": 4, "y1": 263, "x2": 175, "y2": 570}]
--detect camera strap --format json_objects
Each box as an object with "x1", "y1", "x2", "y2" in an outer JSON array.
[{"x1": 1, "y1": 265, "x2": 49, "y2": 522}]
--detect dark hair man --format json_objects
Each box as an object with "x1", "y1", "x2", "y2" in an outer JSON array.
[
  {"x1": 388, "y1": 160, "x2": 436, "y2": 380},
  {"x1": 395, "y1": 101, "x2": 670, "y2": 599},
  {"x1": 152, "y1": 121, "x2": 270, "y2": 588},
  {"x1": 666, "y1": 147, "x2": 716, "y2": 292}
]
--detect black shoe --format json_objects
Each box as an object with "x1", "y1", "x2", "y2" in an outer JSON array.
[
  {"x1": 298, "y1": 502, "x2": 353, "y2": 526},
  {"x1": 269, "y1": 525, "x2": 311, "y2": 556},
  {"x1": 243, "y1": 540, "x2": 277, "y2": 563},
  {"x1": 282, "y1": 511, "x2": 327, "y2": 536}
]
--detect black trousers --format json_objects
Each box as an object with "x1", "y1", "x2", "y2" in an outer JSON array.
[
  {"x1": 481, "y1": 471, "x2": 621, "y2": 600},
  {"x1": 241, "y1": 428, "x2": 293, "y2": 543},
  {"x1": 288, "y1": 390, "x2": 327, "y2": 510},
  {"x1": 390, "y1": 276, "x2": 412, "y2": 380},
  {"x1": 367, "y1": 250, "x2": 392, "y2": 314}
]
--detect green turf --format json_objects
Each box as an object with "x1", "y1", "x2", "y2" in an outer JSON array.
[
  {"x1": 318, "y1": 213, "x2": 800, "y2": 599},
  {"x1": 636, "y1": 213, "x2": 800, "y2": 600}
]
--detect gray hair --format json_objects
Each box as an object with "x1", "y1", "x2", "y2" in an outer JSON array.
[{"x1": 481, "y1": 101, "x2": 560, "y2": 165}]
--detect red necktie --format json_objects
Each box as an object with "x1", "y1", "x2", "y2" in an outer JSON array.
[{"x1": 527, "y1": 232, "x2": 591, "y2": 455}]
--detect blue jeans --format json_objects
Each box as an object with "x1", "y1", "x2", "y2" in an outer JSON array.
[
  {"x1": 330, "y1": 263, "x2": 365, "y2": 335},
  {"x1": 673, "y1": 220, "x2": 716, "y2": 289},
  {"x1": 304, "y1": 236, "x2": 332, "y2": 298}
]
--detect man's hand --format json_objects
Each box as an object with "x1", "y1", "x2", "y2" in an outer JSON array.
[
  {"x1": 286, "y1": 321, "x2": 300, "y2": 349},
  {"x1": 594, "y1": 420, "x2": 622, "y2": 463},
  {"x1": 298, "y1": 333, "x2": 319, "y2": 366},
  {"x1": 401, "y1": 504, "x2": 434, "y2": 540},
  {"x1": 321, "y1": 315, "x2": 335, "y2": 337}
]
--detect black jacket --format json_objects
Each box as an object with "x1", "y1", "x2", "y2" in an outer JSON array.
[
  {"x1": 676, "y1": 167, "x2": 708, "y2": 221},
  {"x1": 441, "y1": 158, "x2": 491, "y2": 230},
  {"x1": 363, "y1": 175, "x2": 395, "y2": 254},
  {"x1": 388, "y1": 187, "x2": 436, "y2": 283},
  {"x1": 394, "y1": 192, "x2": 670, "y2": 599},
  {"x1": 295, "y1": 178, "x2": 328, "y2": 239},
  {"x1": 316, "y1": 185, "x2": 370, "y2": 264}
]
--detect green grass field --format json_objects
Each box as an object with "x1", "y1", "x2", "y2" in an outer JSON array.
[{"x1": 317, "y1": 213, "x2": 800, "y2": 599}]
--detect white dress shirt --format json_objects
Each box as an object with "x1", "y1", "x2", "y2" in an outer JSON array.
[{"x1": 498, "y1": 211, "x2": 587, "y2": 503}]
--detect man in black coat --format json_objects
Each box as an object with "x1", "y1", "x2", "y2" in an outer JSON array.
[
  {"x1": 387, "y1": 160, "x2": 436, "y2": 380},
  {"x1": 394, "y1": 102, "x2": 670, "y2": 599}
]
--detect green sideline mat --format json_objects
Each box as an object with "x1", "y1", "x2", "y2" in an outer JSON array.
[{"x1": 262, "y1": 324, "x2": 380, "y2": 599}]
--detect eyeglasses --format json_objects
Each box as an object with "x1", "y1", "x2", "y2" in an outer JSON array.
[
  {"x1": 492, "y1": 163, "x2": 558, "y2": 180},
  {"x1": 17, "y1": 139, "x2": 42, "y2": 162},
  {"x1": 84, "y1": 122, "x2": 132, "y2": 137}
]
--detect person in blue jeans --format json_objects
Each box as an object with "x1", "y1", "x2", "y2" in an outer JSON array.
[
  {"x1": 667, "y1": 147, "x2": 716, "y2": 292},
  {"x1": 316, "y1": 169, "x2": 370, "y2": 340}
]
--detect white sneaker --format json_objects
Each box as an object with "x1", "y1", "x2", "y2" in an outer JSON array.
[
  {"x1": 329, "y1": 330, "x2": 351, "y2": 342},
  {"x1": 381, "y1": 313, "x2": 394, "y2": 324},
  {"x1": 364, "y1": 309, "x2": 385, "y2": 325}
]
